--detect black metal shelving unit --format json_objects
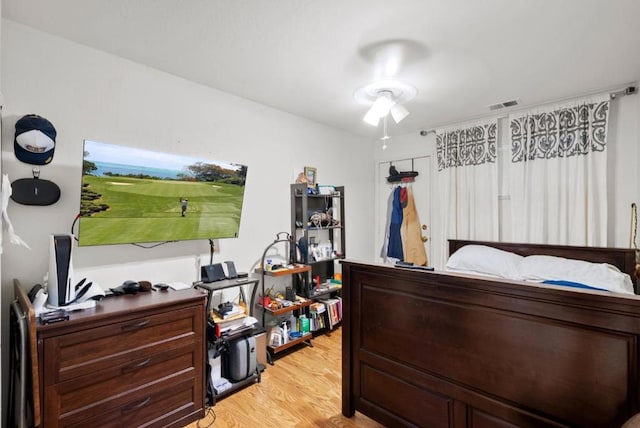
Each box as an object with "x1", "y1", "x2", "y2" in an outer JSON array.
[
  {"x1": 290, "y1": 184, "x2": 345, "y2": 337},
  {"x1": 196, "y1": 278, "x2": 262, "y2": 405},
  {"x1": 290, "y1": 183, "x2": 345, "y2": 293}
]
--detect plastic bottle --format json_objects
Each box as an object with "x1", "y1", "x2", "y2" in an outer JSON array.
[
  {"x1": 300, "y1": 315, "x2": 310, "y2": 333},
  {"x1": 282, "y1": 322, "x2": 288, "y2": 343},
  {"x1": 289, "y1": 314, "x2": 297, "y2": 333}
]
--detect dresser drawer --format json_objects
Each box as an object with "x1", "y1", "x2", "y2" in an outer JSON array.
[
  {"x1": 61, "y1": 376, "x2": 200, "y2": 428},
  {"x1": 43, "y1": 307, "x2": 202, "y2": 384},
  {"x1": 49, "y1": 344, "x2": 197, "y2": 418}
]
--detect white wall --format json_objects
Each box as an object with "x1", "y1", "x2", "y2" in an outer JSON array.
[
  {"x1": 607, "y1": 94, "x2": 640, "y2": 246},
  {"x1": 0, "y1": 19, "x2": 375, "y2": 279},
  {"x1": 0, "y1": 19, "x2": 375, "y2": 415}
]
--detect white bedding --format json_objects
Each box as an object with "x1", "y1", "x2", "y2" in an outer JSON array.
[{"x1": 446, "y1": 244, "x2": 635, "y2": 295}]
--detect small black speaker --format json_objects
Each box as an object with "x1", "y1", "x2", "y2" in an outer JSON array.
[
  {"x1": 285, "y1": 286, "x2": 296, "y2": 302},
  {"x1": 201, "y1": 263, "x2": 226, "y2": 283},
  {"x1": 224, "y1": 261, "x2": 238, "y2": 279}
]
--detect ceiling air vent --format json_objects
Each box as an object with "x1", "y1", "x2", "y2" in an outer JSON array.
[{"x1": 488, "y1": 99, "x2": 519, "y2": 111}]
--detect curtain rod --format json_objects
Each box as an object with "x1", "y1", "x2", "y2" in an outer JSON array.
[
  {"x1": 610, "y1": 85, "x2": 637, "y2": 99},
  {"x1": 419, "y1": 85, "x2": 637, "y2": 136}
]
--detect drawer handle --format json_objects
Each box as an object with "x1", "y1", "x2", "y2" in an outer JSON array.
[
  {"x1": 121, "y1": 319, "x2": 150, "y2": 331},
  {"x1": 122, "y1": 358, "x2": 151, "y2": 373},
  {"x1": 122, "y1": 396, "x2": 151, "y2": 413}
]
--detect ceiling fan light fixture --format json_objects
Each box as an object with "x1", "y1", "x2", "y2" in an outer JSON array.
[
  {"x1": 363, "y1": 107, "x2": 381, "y2": 126},
  {"x1": 372, "y1": 92, "x2": 394, "y2": 117},
  {"x1": 390, "y1": 104, "x2": 409, "y2": 123},
  {"x1": 355, "y1": 79, "x2": 416, "y2": 127},
  {"x1": 363, "y1": 92, "x2": 395, "y2": 126}
]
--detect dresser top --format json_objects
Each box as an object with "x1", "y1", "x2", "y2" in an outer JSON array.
[{"x1": 15, "y1": 282, "x2": 207, "y2": 333}]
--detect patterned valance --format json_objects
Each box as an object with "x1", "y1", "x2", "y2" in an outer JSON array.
[
  {"x1": 510, "y1": 98, "x2": 609, "y2": 163},
  {"x1": 436, "y1": 122, "x2": 497, "y2": 171}
]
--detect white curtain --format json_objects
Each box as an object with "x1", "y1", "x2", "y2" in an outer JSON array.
[
  {"x1": 509, "y1": 94, "x2": 610, "y2": 246},
  {"x1": 433, "y1": 120, "x2": 499, "y2": 268}
]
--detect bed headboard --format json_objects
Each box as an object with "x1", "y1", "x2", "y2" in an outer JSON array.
[{"x1": 449, "y1": 240, "x2": 638, "y2": 284}]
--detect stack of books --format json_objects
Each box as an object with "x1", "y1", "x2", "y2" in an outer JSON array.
[
  {"x1": 212, "y1": 302, "x2": 245, "y2": 319},
  {"x1": 210, "y1": 302, "x2": 251, "y2": 334},
  {"x1": 309, "y1": 302, "x2": 326, "y2": 331}
]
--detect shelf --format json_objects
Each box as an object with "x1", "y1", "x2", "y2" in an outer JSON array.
[
  {"x1": 213, "y1": 371, "x2": 260, "y2": 402},
  {"x1": 308, "y1": 286, "x2": 342, "y2": 299},
  {"x1": 296, "y1": 225, "x2": 344, "y2": 231},
  {"x1": 209, "y1": 325, "x2": 258, "y2": 344},
  {"x1": 255, "y1": 264, "x2": 311, "y2": 277},
  {"x1": 293, "y1": 192, "x2": 343, "y2": 199},
  {"x1": 308, "y1": 257, "x2": 344, "y2": 265},
  {"x1": 195, "y1": 277, "x2": 259, "y2": 293},
  {"x1": 257, "y1": 298, "x2": 312, "y2": 316},
  {"x1": 209, "y1": 301, "x2": 248, "y2": 323},
  {"x1": 267, "y1": 332, "x2": 312, "y2": 354}
]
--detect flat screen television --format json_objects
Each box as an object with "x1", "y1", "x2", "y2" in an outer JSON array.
[{"x1": 77, "y1": 140, "x2": 248, "y2": 246}]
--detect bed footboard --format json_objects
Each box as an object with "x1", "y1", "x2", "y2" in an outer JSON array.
[{"x1": 342, "y1": 260, "x2": 640, "y2": 428}]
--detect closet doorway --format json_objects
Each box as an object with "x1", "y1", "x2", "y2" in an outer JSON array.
[{"x1": 375, "y1": 156, "x2": 432, "y2": 264}]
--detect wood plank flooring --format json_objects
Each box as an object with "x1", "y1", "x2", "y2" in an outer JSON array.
[{"x1": 187, "y1": 327, "x2": 384, "y2": 428}]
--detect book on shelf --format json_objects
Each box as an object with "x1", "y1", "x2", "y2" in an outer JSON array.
[
  {"x1": 309, "y1": 302, "x2": 326, "y2": 313},
  {"x1": 318, "y1": 297, "x2": 342, "y2": 329},
  {"x1": 215, "y1": 315, "x2": 258, "y2": 335},
  {"x1": 214, "y1": 316, "x2": 246, "y2": 334}
]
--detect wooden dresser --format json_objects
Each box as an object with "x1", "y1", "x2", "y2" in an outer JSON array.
[{"x1": 17, "y1": 281, "x2": 206, "y2": 427}]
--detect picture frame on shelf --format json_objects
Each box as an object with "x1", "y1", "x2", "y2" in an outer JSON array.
[{"x1": 304, "y1": 166, "x2": 317, "y2": 188}]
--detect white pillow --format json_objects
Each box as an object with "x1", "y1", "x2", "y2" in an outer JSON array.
[
  {"x1": 446, "y1": 245, "x2": 523, "y2": 280},
  {"x1": 520, "y1": 255, "x2": 634, "y2": 294}
]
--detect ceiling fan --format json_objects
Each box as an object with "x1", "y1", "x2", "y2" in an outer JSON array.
[{"x1": 354, "y1": 79, "x2": 417, "y2": 147}]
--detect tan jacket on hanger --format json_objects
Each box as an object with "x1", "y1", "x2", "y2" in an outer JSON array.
[{"x1": 400, "y1": 186, "x2": 428, "y2": 266}]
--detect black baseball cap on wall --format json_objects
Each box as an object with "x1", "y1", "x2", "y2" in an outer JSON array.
[{"x1": 14, "y1": 114, "x2": 57, "y2": 165}]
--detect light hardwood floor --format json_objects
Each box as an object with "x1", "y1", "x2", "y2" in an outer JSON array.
[{"x1": 187, "y1": 328, "x2": 384, "y2": 428}]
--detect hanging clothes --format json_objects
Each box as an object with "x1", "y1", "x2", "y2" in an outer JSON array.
[
  {"x1": 380, "y1": 183, "x2": 428, "y2": 266},
  {"x1": 400, "y1": 186, "x2": 428, "y2": 266},
  {"x1": 386, "y1": 186, "x2": 404, "y2": 261}
]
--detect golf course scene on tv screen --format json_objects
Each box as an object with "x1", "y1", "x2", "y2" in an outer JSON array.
[{"x1": 78, "y1": 140, "x2": 248, "y2": 246}]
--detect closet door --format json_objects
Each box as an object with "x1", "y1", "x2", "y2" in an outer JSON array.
[{"x1": 375, "y1": 156, "x2": 432, "y2": 264}]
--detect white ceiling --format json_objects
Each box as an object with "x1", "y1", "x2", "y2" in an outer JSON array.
[{"x1": 3, "y1": 0, "x2": 640, "y2": 139}]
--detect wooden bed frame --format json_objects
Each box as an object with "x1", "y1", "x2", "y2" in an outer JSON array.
[{"x1": 342, "y1": 240, "x2": 640, "y2": 428}]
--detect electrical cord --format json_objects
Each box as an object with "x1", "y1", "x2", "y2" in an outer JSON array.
[
  {"x1": 631, "y1": 203, "x2": 638, "y2": 253},
  {"x1": 70, "y1": 213, "x2": 81, "y2": 242},
  {"x1": 131, "y1": 241, "x2": 175, "y2": 248},
  {"x1": 196, "y1": 405, "x2": 216, "y2": 427},
  {"x1": 209, "y1": 238, "x2": 215, "y2": 265}
]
